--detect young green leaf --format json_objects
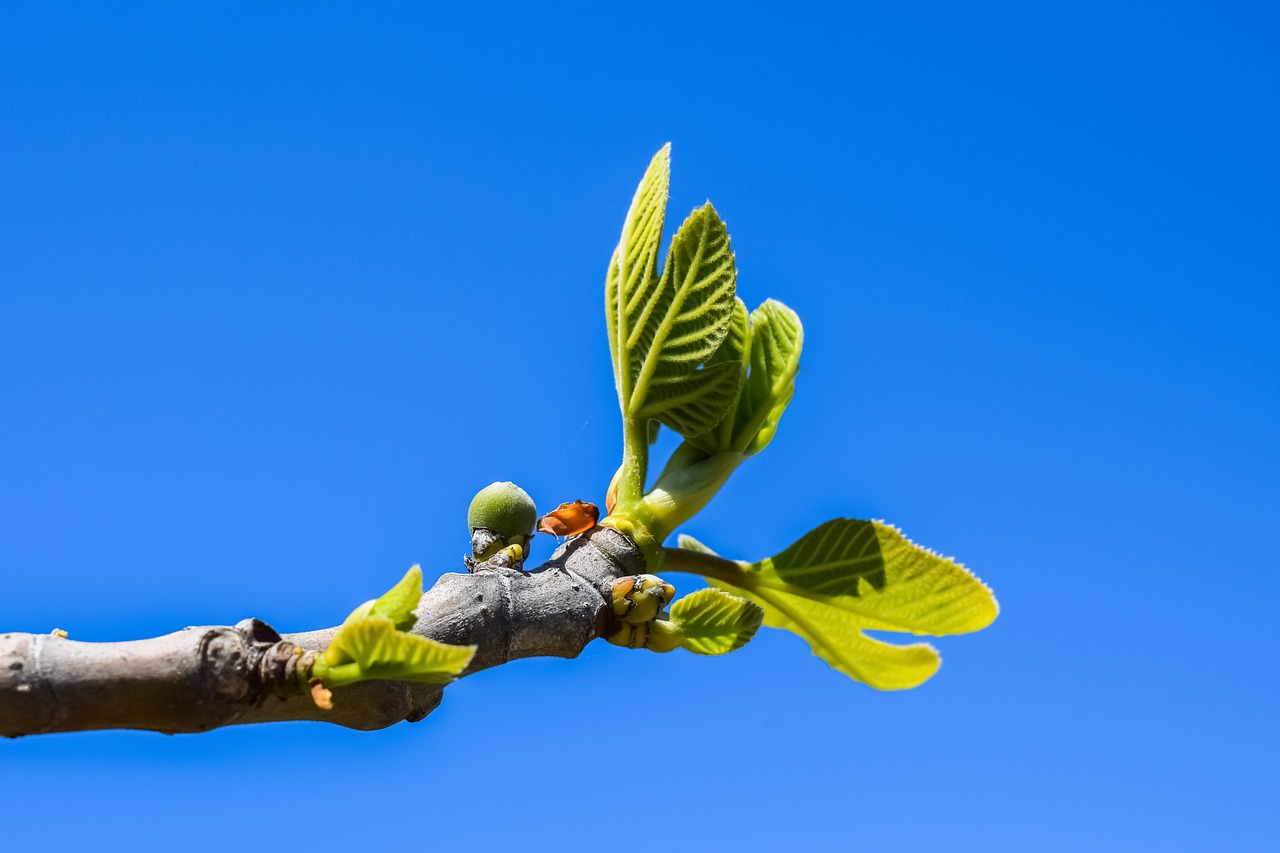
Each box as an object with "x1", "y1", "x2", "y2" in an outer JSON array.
[
  {"x1": 725, "y1": 588, "x2": 941, "y2": 690},
  {"x1": 327, "y1": 565, "x2": 422, "y2": 655},
  {"x1": 634, "y1": 204, "x2": 738, "y2": 385},
  {"x1": 635, "y1": 300, "x2": 801, "y2": 536},
  {"x1": 737, "y1": 299, "x2": 802, "y2": 454},
  {"x1": 606, "y1": 144, "x2": 670, "y2": 404},
  {"x1": 759, "y1": 518, "x2": 886, "y2": 598},
  {"x1": 604, "y1": 162, "x2": 739, "y2": 424},
  {"x1": 747, "y1": 520, "x2": 998, "y2": 635},
  {"x1": 314, "y1": 567, "x2": 477, "y2": 691},
  {"x1": 682, "y1": 298, "x2": 801, "y2": 456},
  {"x1": 620, "y1": 202, "x2": 739, "y2": 436},
  {"x1": 322, "y1": 617, "x2": 476, "y2": 686},
  {"x1": 604, "y1": 147, "x2": 743, "y2": 520},
  {"x1": 366, "y1": 564, "x2": 424, "y2": 631},
  {"x1": 701, "y1": 297, "x2": 752, "y2": 450},
  {"x1": 668, "y1": 587, "x2": 763, "y2": 655},
  {"x1": 671, "y1": 522, "x2": 997, "y2": 690},
  {"x1": 639, "y1": 360, "x2": 742, "y2": 438}
]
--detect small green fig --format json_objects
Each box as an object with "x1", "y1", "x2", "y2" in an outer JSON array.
[
  {"x1": 466, "y1": 482, "x2": 537, "y2": 571},
  {"x1": 468, "y1": 481, "x2": 537, "y2": 539}
]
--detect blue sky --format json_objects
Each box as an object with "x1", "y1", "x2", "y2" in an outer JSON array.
[{"x1": 1, "y1": 3, "x2": 1276, "y2": 851}]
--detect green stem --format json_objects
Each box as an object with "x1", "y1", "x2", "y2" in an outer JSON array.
[
  {"x1": 659, "y1": 547, "x2": 757, "y2": 589},
  {"x1": 618, "y1": 417, "x2": 649, "y2": 508},
  {"x1": 641, "y1": 448, "x2": 745, "y2": 541},
  {"x1": 660, "y1": 547, "x2": 856, "y2": 670}
]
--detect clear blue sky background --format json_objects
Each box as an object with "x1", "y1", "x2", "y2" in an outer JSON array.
[{"x1": 2, "y1": 4, "x2": 1276, "y2": 851}]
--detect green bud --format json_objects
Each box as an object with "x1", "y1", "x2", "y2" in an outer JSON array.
[
  {"x1": 611, "y1": 574, "x2": 676, "y2": 624},
  {"x1": 604, "y1": 617, "x2": 683, "y2": 653},
  {"x1": 467, "y1": 482, "x2": 537, "y2": 541}
]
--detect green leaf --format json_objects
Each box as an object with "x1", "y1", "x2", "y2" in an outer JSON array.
[
  {"x1": 366, "y1": 565, "x2": 423, "y2": 631},
  {"x1": 736, "y1": 299, "x2": 803, "y2": 454},
  {"x1": 674, "y1": 521, "x2": 997, "y2": 690},
  {"x1": 327, "y1": 617, "x2": 476, "y2": 686},
  {"x1": 749, "y1": 520, "x2": 998, "y2": 636},
  {"x1": 640, "y1": 360, "x2": 743, "y2": 438},
  {"x1": 724, "y1": 588, "x2": 941, "y2": 690},
  {"x1": 606, "y1": 144, "x2": 670, "y2": 405},
  {"x1": 633, "y1": 203, "x2": 738, "y2": 392},
  {"x1": 682, "y1": 298, "x2": 802, "y2": 456},
  {"x1": 609, "y1": 191, "x2": 739, "y2": 436},
  {"x1": 317, "y1": 568, "x2": 476, "y2": 687},
  {"x1": 668, "y1": 587, "x2": 763, "y2": 655},
  {"x1": 759, "y1": 518, "x2": 886, "y2": 598},
  {"x1": 693, "y1": 297, "x2": 752, "y2": 452},
  {"x1": 636, "y1": 301, "x2": 800, "y2": 533}
]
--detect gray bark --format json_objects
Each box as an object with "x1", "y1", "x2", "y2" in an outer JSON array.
[{"x1": 0, "y1": 526, "x2": 643, "y2": 737}]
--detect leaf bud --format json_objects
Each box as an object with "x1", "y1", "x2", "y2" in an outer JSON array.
[{"x1": 611, "y1": 574, "x2": 676, "y2": 624}]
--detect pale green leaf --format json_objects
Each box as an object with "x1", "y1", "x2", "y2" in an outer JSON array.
[
  {"x1": 688, "y1": 298, "x2": 752, "y2": 453},
  {"x1": 614, "y1": 198, "x2": 739, "y2": 435},
  {"x1": 748, "y1": 520, "x2": 998, "y2": 636},
  {"x1": 758, "y1": 518, "x2": 886, "y2": 598},
  {"x1": 716, "y1": 581, "x2": 940, "y2": 690},
  {"x1": 338, "y1": 617, "x2": 475, "y2": 684},
  {"x1": 681, "y1": 298, "x2": 801, "y2": 456},
  {"x1": 675, "y1": 520, "x2": 997, "y2": 690},
  {"x1": 736, "y1": 299, "x2": 802, "y2": 454},
  {"x1": 668, "y1": 587, "x2": 763, "y2": 655},
  {"x1": 630, "y1": 203, "x2": 738, "y2": 389},
  {"x1": 366, "y1": 565, "x2": 423, "y2": 631},
  {"x1": 323, "y1": 567, "x2": 453, "y2": 672},
  {"x1": 606, "y1": 144, "x2": 670, "y2": 405}
]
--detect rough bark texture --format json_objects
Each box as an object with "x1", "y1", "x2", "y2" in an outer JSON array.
[{"x1": 0, "y1": 526, "x2": 643, "y2": 737}]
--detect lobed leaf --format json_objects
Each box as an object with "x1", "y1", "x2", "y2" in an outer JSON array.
[
  {"x1": 758, "y1": 518, "x2": 886, "y2": 598},
  {"x1": 748, "y1": 520, "x2": 998, "y2": 636},
  {"x1": 722, "y1": 585, "x2": 941, "y2": 690},
  {"x1": 676, "y1": 522, "x2": 997, "y2": 690}
]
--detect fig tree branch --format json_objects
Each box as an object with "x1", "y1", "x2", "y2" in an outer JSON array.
[{"x1": 0, "y1": 527, "x2": 643, "y2": 738}]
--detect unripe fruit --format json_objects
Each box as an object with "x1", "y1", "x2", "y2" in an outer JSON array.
[{"x1": 467, "y1": 481, "x2": 537, "y2": 541}]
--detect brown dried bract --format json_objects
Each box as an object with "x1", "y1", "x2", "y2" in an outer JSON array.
[{"x1": 537, "y1": 500, "x2": 600, "y2": 537}]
